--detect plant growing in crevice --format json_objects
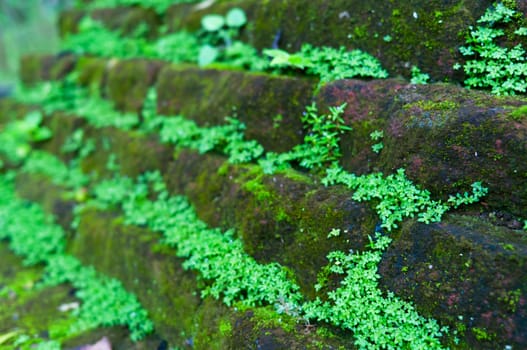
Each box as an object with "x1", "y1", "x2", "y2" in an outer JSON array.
[
  {"x1": 410, "y1": 65, "x2": 430, "y2": 84},
  {"x1": 265, "y1": 44, "x2": 389, "y2": 85},
  {"x1": 259, "y1": 102, "x2": 351, "y2": 173},
  {"x1": 0, "y1": 172, "x2": 154, "y2": 343},
  {"x1": 369, "y1": 130, "x2": 384, "y2": 153},
  {"x1": 0, "y1": 110, "x2": 52, "y2": 163},
  {"x1": 304, "y1": 232, "x2": 447, "y2": 350},
  {"x1": 198, "y1": 8, "x2": 268, "y2": 70},
  {"x1": 322, "y1": 165, "x2": 488, "y2": 231},
  {"x1": 458, "y1": 2, "x2": 527, "y2": 95}
]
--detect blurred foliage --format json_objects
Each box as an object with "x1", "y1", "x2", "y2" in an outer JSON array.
[{"x1": 0, "y1": 0, "x2": 73, "y2": 84}]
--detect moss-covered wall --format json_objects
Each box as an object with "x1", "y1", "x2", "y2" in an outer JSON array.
[
  {"x1": 5, "y1": 104, "x2": 526, "y2": 348},
  {"x1": 56, "y1": 0, "x2": 501, "y2": 82},
  {"x1": 6, "y1": 1, "x2": 527, "y2": 348}
]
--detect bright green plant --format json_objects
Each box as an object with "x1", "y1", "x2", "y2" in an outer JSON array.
[
  {"x1": 410, "y1": 66, "x2": 430, "y2": 84},
  {"x1": 151, "y1": 114, "x2": 264, "y2": 163},
  {"x1": 265, "y1": 44, "x2": 389, "y2": 84},
  {"x1": 62, "y1": 17, "x2": 149, "y2": 59},
  {"x1": 0, "y1": 110, "x2": 52, "y2": 163},
  {"x1": 77, "y1": 0, "x2": 200, "y2": 14},
  {"x1": 153, "y1": 30, "x2": 200, "y2": 63},
  {"x1": 14, "y1": 77, "x2": 139, "y2": 130},
  {"x1": 304, "y1": 233, "x2": 447, "y2": 349},
  {"x1": 458, "y1": 2, "x2": 527, "y2": 95},
  {"x1": 369, "y1": 130, "x2": 384, "y2": 153},
  {"x1": 22, "y1": 150, "x2": 90, "y2": 189},
  {"x1": 41, "y1": 254, "x2": 153, "y2": 340},
  {"x1": 61, "y1": 129, "x2": 96, "y2": 160},
  {"x1": 198, "y1": 8, "x2": 268, "y2": 70}
]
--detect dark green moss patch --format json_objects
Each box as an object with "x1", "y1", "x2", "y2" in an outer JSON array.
[
  {"x1": 379, "y1": 215, "x2": 527, "y2": 349},
  {"x1": 19, "y1": 55, "x2": 43, "y2": 85},
  {"x1": 156, "y1": 64, "x2": 314, "y2": 153},
  {"x1": 58, "y1": 9, "x2": 85, "y2": 38},
  {"x1": 76, "y1": 56, "x2": 109, "y2": 95},
  {"x1": 509, "y1": 104, "x2": 527, "y2": 121}
]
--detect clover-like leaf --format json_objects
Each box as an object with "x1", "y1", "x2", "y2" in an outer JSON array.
[
  {"x1": 198, "y1": 45, "x2": 220, "y2": 66},
  {"x1": 201, "y1": 14, "x2": 225, "y2": 32},
  {"x1": 226, "y1": 8, "x2": 247, "y2": 28}
]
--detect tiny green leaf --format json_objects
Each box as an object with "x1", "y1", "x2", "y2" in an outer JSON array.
[
  {"x1": 198, "y1": 45, "x2": 220, "y2": 66},
  {"x1": 226, "y1": 8, "x2": 247, "y2": 28},
  {"x1": 201, "y1": 14, "x2": 225, "y2": 32}
]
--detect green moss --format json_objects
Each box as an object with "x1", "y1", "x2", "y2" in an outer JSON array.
[
  {"x1": 191, "y1": 298, "x2": 231, "y2": 350},
  {"x1": 404, "y1": 100, "x2": 460, "y2": 111},
  {"x1": 72, "y1": 208, "x2": 201, "y2": 347},
  {"x1": 509, "y1": 104, "x2": 527, "y2": 121},
  {"x1": 49, "y1": 55, "x2": 77, "y2": 81},
  {"x1": 0, "y1": 244, "x2": 77, "y2": 346},
  {"x1": 248, "y1": 305, "x2": 297, "y2": 333},
  {"x1": 498, "y1": 289, "x2": 521, "y2": 313},
  {"x1": 218, "y1": 319, "x2": 232, "y2": 336},
  {"x1": 19, "y1": 55, "x2": 43, "y2": 85},
  {"x1": 75, "y1": 56, "x2": 108, "y2": 95},
  {"x1": 106, "y1": 59, "x2": 159, "y2": 113},
  {"x1": 156, "y1": 65, "x2": 311, "y2": 153},
  {"x1": 240, "y1": 167, "x2": 273, "y2": 202},
  {"x1": 471, "y1": 327, "x2": 495, "y2": 342}
]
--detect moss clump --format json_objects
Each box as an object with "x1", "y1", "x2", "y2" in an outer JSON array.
[
  {"x1": 48, "y1": 54, "x2": 77, "y2": 81},
  {"x1": 106, "y1": 59, "x2": 164, "y2": 113},
  {"x1": 58, "y1": 9, "x2": 85, "y2": 37},
  {"x1": 509, "y1": 104, "x2": 527, "y2": 121},
  {"x1": 379, "y1": 215, "x2": 527, "y2": 349},
  {"x1": 14, "y1": 172, "x2": 76, "y2": 232}
]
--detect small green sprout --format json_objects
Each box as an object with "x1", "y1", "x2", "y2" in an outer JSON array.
[
  {"x1": 327, "y1": 228, "x2": 341, "y2": 238},
  {"x1": 410, "y1": 66, "x2": 430, "y2": 84},
  {"x1": 370, "y1": 130, "x2": 384, "y2": 153}
]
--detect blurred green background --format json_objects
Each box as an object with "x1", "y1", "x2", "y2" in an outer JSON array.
[{"x1": 0, "y1": 0, "x2": 74, "y2": 85}]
